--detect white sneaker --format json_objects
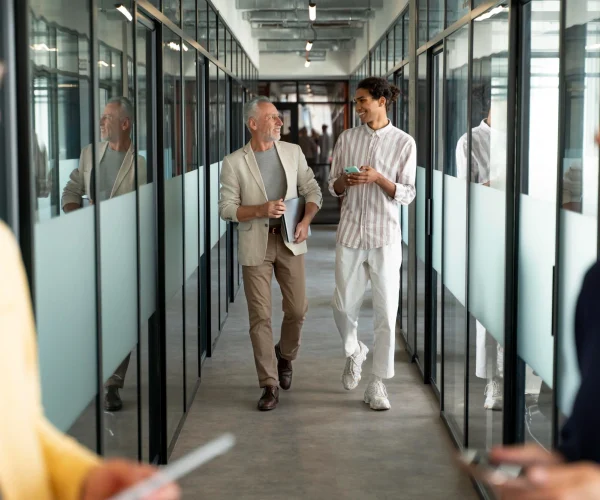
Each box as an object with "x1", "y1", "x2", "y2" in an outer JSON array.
[
  {"x1": 484, "y1": 378, "x2": 503, "y2": 411},
  {"x1": 364, "y1": 380, "x2": 391, "y2": 411},
  {"x1": 342, "y1": 341, "x2": 369, "y2": 390}
]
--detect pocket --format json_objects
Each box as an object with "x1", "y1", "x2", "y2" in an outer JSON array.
[{"x1": 237, "y1": 221, "x2": 252, "y2": 231}]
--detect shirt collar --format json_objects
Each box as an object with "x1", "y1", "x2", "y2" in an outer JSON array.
[{"x1": 364, "y1": 120, "x2": 393, "y2": 138}]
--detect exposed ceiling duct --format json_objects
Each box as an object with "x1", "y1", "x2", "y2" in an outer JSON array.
[
  {"x1": 242, "y1": 10, "x2": 376, "y2": 23},
  {"x1": 251, "y1": 21, "x2": 365, "y2": 30},
  {"x1": 236, "y1": 0, "x2": 383, "y2": 10},
  {"x1": 252, "y1": 27, "x2": 363, "y2": 40},
  {"x1": 262, "y1": 50, "x2": 327, "y2": 61},
  {"x1": 259, "y1": 40, "x2": 355, "y2": 52},
  {"x1": 234, "y1": 0, "x2": 386, "y2": 67}
]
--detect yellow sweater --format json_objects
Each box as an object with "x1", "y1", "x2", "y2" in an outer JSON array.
[{"x1": 0, "y1": 221, "x2": 100, "y2": 500}]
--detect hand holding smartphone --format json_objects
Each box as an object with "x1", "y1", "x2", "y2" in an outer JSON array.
[{"x1": 457, "y1": 449, "x2": 524, "y2": 486}]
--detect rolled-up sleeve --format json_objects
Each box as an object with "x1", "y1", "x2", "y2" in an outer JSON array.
[
  {"x1": 218, "y1": 156, "x2": 240, "y2": 222},
  {"x1": 394, "y1": 137, "x2": 416, "y2": 205},
  {"x1": 328, "y1": 133, "x2": 345, "y2": 198},
  {"x1": 296, "y1": 145, "x2": 322, "y2": 208}
]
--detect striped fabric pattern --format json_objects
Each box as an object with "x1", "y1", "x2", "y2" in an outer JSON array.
[{"x1": 328, "y1": 122, "x2": 417, "y2": 249}]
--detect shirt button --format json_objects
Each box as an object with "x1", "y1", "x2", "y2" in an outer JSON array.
[{"x1": 265, "y1": 224, "x2": 268, "y2": 227}]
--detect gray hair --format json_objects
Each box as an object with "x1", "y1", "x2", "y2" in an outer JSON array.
[
  {"x1": 243, "y1": 96, "x2": 272, "y2": 127},
  {"x1": 107, "y1": 96, "x2": 134, "y2": 123}
]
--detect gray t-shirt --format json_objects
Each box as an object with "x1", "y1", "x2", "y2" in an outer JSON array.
[
  {"x1": 254, "y1": 146, "x2": 287, "y2": 227},
  {"x1": 99, "y1": 146, "x2": 127, "y2": 201}
]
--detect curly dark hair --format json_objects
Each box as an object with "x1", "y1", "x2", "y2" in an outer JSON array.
[{"x1": 357, "y1": 77, "x2": 401, "y2": 110}]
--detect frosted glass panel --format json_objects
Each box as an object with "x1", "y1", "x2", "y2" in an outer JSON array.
[
  {"x1": 185, "y1": 169, "x2": 199, "y2": 279},
  {"x1": 211, "y1": 162, "x2": 219, "y2": 247},
  {"x1": 432, "y1": 169, "x2": 443, "y2": 273},
  {"x1": 200, "y1": 165, "x2": 205, "y2": 256},
  {"x1": 517, "y1": 194, "x2": 555, "y2": 386},
  {"x1": 469, "y1": 183, "x2": 505, "y2": 345},
  {"x1": 139, "y1": 183, "x2": 156, "y2": 321},
  {"x1": 36, "y1": 209, "x2": 97, "y2": 431},
  {"x1": 416, "y1": 166, "x2": 426, "y2": 261},
  {"x1": 219, "y1": 161, "x2": 227, "y2": 237},
  {"x1": 165, "y1": 175, "x2": 184, "y2": 300},
  {"x1": 558, "y1": 209, "x2": 597, "y2": 415},
  {"x1": 101, "y1": 193, "x2": 138, "y2": 381},
  {"x1": 444, "y1": 175, "x2": 467, "y2": 306},
  {"x1": 402, "y1": 204, "x2": 409, "y2": 244}
]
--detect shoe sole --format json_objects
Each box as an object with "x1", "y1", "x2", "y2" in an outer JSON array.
[
  {"x1": 105, "y1": 404, "x2": 123, "y2": 412},
  {"x1": 363, "y1": 396, "x2": 391, "y2": 411},
  {"x1": 258, "y1": 397, "x2": 279, "y2": 411},
  {"x1": 343, "y1": 376, "x2": 360, "y2": 391}
]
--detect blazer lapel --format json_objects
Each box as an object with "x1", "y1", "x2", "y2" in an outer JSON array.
[
  {"x1": 274, "y1": 141, "x2": 296, "y2": 199},
  {"x1": 243, "y1": 142, "x2": 268, "y2": 201},
  {"x1": 110, "y1": 144, "x2": 135, "y2": 197}
]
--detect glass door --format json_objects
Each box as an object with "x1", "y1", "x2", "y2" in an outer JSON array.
[
  {"x1": 430, "y1": 47, "x2": 444, "y2": 392},
  {"x1": 415, "y1": 51, "x2": 429, "y2": 377}
]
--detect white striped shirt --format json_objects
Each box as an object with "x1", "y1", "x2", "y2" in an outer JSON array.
[{"x1": 329, "y1": 122, "x2": 416, "y2": 249}]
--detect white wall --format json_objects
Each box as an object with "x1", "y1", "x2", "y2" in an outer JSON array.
[
  {"x1": 259, "y1": 52, "x2": 350, "y2": 79},
  {"x1": 210, "y1": 0, "x2": 259, "y2": 68},
  {"x1": 349, "y1": 0, "x2": 409, "y2": 73}
]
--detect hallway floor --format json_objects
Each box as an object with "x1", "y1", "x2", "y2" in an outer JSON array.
[{"x1": 171, "y1": 226, "x2": 477, "y2": 500}]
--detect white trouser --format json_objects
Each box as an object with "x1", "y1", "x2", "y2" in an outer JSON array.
[
  {"x1": 475, "y1": 320, "x2": 504, "y2": 379},
  {"x1": 332, "y1": 242, "x2": 402, "y2": 379}
]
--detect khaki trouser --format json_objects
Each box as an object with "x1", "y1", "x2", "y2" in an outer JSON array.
[
  {"x1": 242, "y1": 232, "x2": 308, "y2": 388},
  {"x1": 105, "y1": 354, "x2": 130, "y2": 389}
]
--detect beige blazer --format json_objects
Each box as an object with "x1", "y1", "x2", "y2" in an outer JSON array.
[
  {"x1": 61, "y1": 141, "x2": 147, "y2": 208},
  {"x1": 219, "y1": 140, "x2": 323, "y2": 267}
]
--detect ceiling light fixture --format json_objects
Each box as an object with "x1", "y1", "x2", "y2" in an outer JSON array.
[
  {"x1": 30, "y1": 43, "x2": 57, "y2": 52},
  {"x1": 115, "y1": 3, "x2": 133, "y2": 22},
  {"x1": 306, "y1": 40, "x2": 313, "y2": 51},
  {"x1": 305, "y1": 58, "x2": 311, "y2": 68},
  {"x1": 308, "y1": 2, "x2": 316, "y2": 22},
  {"x1": 474, "y1": 5, "x2": 508, "y2": 21}
]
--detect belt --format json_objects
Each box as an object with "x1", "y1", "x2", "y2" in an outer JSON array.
[{"x1": 268, "y1": 226, "x2": 281, "y2": 234}]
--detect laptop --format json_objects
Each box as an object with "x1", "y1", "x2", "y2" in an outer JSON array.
[{"x1": 281, "y1": 196, "x2": 311, "y2": 243}]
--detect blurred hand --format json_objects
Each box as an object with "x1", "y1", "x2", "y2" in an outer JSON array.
[
  {"x1": 595, "y1": 130, "x2": 600, "y2": 146},
  {"x1": 495, "y1": 463, "x2": 600, "y2": 500},
  {"x1": 82, "y1": 460, "x2": 180, "y2": 500},
  {"x1": 347, "y1": 166, "x2": 380, "y2": 186},
  {"x1": 294, "y1": 220, "x2": 310, "y2": 244},
  {"x1": 261, "y1": 199, "x2": 286, "y2": 219},
  {"x1": 488, "y1": 444, "x2": 563, "y2": 469}
]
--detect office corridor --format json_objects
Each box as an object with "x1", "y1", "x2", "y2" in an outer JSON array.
[{"x1": 171, "y1": 226, "x2": 476, "y2": 499}]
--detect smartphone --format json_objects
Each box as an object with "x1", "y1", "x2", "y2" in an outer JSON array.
[
  {"x1": 457, "y1": 449, "x2": 523, "y2": 485},
  {"x1": 109, "y1": 433, "x2": 235, "y2": 500},
  {"x1": 344, "y1": 166, "x2": 361, "y2": 174}
]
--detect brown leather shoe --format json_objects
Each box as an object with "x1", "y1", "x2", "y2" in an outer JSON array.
[
  {"x1": 275, "y1": 343, "x2": 293, "y2": 390},
  {"x1": 258, "y1": 386, "x2": 279, "y2": 411}
]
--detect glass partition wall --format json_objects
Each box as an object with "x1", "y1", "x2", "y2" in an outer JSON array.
[
  {"x1": 17, "y1": 0, "x2": 258, "y2": 465},
  {"x1": 349, "y1": 1, "x2": 600, "y2": 494}
]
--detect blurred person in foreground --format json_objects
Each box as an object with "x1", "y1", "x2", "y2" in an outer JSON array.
[
  {"x1": 465, "y1": 131, "x2": 600, "y2": 500},
  {"x1": 0, "y1": 61, "x2": 178, "y2": 500}
]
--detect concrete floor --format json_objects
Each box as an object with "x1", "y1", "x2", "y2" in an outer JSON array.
[{"x1": 171, "y1": 226, "x2": 477, "y2": 500}]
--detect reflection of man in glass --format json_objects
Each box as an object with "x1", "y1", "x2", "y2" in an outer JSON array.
[
  {"x1": 61, "y1": 96, "x2": 146, "y2": 412},
  {"x1": 455, "y1": 83, "x2": 504, "y2": 411},
  {"x1": 62, "y1": 96, "x2": 146, "y2": 211}
]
